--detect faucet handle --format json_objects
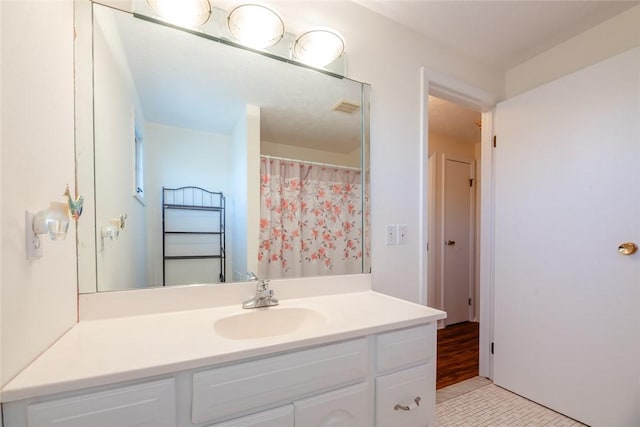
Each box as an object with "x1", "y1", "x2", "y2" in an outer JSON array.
[
  {"x1": 256, "y1": 279, "x2": 272, "y2": 298},
  {"x1": 257, "y1": 279, "x2": 270, "y2": 291}
]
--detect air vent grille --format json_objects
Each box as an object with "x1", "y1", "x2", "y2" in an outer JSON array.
[{"x1": 331, "y1": 99, "x2": 361, "y2": 114}]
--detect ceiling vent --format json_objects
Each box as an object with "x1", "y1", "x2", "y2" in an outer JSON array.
[{"x1": 331, "y1": 99, "x2": 360, "y2": 114}]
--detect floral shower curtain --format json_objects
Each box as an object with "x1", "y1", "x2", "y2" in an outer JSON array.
[{"x1": 258, "y1": 156, "x2": 363, "y2": 278}]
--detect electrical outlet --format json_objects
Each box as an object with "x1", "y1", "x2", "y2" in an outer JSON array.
[
  {"x1": 25, "y1": 211, "x2": 43, "y2": 260},
  {"x1": 398, "y1": 224, "x2": 408, "y2": 245},
  {"x1": 385, "y1": 225, "x2": 397, "y2": 245}
]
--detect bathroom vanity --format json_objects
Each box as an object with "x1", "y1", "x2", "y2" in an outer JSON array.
[{"x1": 1, "y1": 287, "x2": 445, "y2": 426}]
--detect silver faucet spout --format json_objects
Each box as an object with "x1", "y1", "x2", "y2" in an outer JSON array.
[{"x1": 243, "y1": 278, "x2": 279, "y2": 309}]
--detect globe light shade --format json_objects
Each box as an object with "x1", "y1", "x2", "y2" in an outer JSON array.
[
  {"x1": 227, "y1": 4, "x2": 285, "y2": 49},
  {"x1": 293, "y1": 28, "x2": 345, "y2": 68},
  {"x1": 146, "y1": 0, "x2": 212, "y2": 28}
]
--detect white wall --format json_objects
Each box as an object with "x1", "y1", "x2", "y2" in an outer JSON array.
[
  {"x1": 272, "y1": 1, "x2": 504, "y2": 303},
  {"x1": 230, "y1": 105, "x2": 261, "y2": 281},
  {"x1": 93, "y1": 11, "x2": 147, "y2": 291},
  {"x1": 145, "y1": 123, "x2": 232, "y2": 286},
  {"x1": 246, "y1": 107, "x2": 261, "y2": 280},
  {"x1": 230, "y1": 111, "x2": 248, "y2": 281},
  {"x1": 261, "y1": 140, "x2": 360, "y2": 168},
  {"x1": 506, "y1": 5, "x2": 640, "y2": 98},
  {"x1": 0, "y1": 1, "x2": 76, "y2": 386}
]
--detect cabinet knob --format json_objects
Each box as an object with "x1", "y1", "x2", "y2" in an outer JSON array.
[
  {"x1": 618, "y1": 242, "x2": 638, "y2": 256},
  {"x1": 394, "y1": 396, "x2": 421, "y2": 411}
]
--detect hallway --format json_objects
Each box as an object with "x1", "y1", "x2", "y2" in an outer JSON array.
[{"x1": 437, "y1": 321, "x2": 479, "y2": 389}]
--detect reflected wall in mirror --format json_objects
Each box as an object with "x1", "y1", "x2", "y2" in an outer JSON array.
[{"x1": 78, "y1": 3, "x2": 371, "y2": 293}]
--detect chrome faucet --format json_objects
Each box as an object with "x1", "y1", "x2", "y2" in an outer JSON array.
[{"x1": 243, "y1": 273, "x2": 279, "y2": 309}]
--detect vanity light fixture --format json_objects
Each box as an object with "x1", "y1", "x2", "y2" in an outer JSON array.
[
  {"x1": 146, "y1": 0, "x2": 212, "y2": 28},
  {"x1": 227, "y1": 3, "x2": 284, "y2": 49},
  {"x1": 293, "y1": 28, "x2": 345, "y2": 68},
  {"x1": 26, "y1": 202, "x2": 70, "y2": 260}
]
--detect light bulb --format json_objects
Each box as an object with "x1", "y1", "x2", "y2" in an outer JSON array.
[
  {"x1": 227, "y1": 4, "x2": 284, "y2": 49},
  {"x1": 294, "y1": 29, "x2": 345, "y2": 68},
  {"x1": 146, "y1": 0, "x2": 211, "y2": 28}
]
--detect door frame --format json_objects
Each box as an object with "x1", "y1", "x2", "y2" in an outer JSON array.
[{"x1": 419, "y1": 67, "x2": 497, "y2": 378}]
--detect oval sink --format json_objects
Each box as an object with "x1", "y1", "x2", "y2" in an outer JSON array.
[{"x1": 214, "y1": 307, "x2": 327, "y2": 340}]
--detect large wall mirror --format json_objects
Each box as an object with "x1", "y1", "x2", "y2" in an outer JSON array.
[{"x1": 76, "y1": 2, "x2": 371, "y2": 293}]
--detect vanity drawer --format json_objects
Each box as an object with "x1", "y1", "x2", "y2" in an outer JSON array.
[
  {"x1": 192, "y1": 338, "x2": 368, "y2": 424},
  {"x1": 26, "y1": 378, "x2": 175, "y2": 427},
  {"x1": 208, "y1": 405, "x2": 294, "y2": 427},
  {"x1": 376, "y1": 323, "x2": 435, "y2": 373},
  {"x1": 375, "y1": 363, "x2": 435, "y2": 427}
]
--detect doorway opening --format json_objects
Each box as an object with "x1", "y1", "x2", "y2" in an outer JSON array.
[{"x1": 426, "y1": 94, "x2": 481, "y2": 388}]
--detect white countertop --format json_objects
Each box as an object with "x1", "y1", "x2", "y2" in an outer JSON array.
[{"x1": 1, "y1": 291, "x2": 445, "y2": 402}]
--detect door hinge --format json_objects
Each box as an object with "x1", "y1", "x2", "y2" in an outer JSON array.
[
  {"x1": 493, "y1": 135, "x2": 497, "y2": 148},
  {"x1": 468, "y1": 297, "x2": 472, "y2": 306},
  {"x1": 491, "y1": 342, "x2": 495, "y2": 355},
  {"x1": 469, "y1": 179, "x2": 475, "y2": 187}
]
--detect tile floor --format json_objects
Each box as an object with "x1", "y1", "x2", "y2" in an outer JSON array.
[{"x1": 436, "y1": 377, "x2": 587, "y2": 426}]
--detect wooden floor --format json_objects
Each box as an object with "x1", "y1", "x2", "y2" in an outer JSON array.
[{"x1": 437, "y1": 321, "x2": 479, "y2": 389}]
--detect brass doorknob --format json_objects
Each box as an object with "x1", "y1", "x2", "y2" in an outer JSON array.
[{"x1": 618, "y1": 242, "x2": 638, "y2": 255}]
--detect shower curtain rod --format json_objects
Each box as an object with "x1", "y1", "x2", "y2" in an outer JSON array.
[{"x1": 261, "y1": 155, "x2": 361, "y2": 172}]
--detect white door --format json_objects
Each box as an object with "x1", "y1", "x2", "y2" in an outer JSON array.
[
  {"x1": 493, "y1": 47, "x2": 640, "y2": 426},
  {"x1": 442, "y1": 156, "x2": 475, "y2": 325}
]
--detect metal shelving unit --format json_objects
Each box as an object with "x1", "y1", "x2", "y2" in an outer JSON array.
[{"x1": 162, "y1": 186, "x2": 225, "y2": 285}]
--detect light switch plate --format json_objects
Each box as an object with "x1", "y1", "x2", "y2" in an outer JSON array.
[
  {"x1": 385, "y1": 225, "x2": 397, "y2": 245},
  {"x1": 398, "y1": 224, "x2": 408, "y2": 245}
]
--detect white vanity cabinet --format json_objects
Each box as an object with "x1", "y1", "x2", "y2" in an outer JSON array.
[
  {"x1": 18, "y1": 379, "x2": 176, "y2": 427},
  {"x1": 2, "y1": 323, "x2": 437, "y2": 427},
  {"x1": 374, "y1": 324, "x2": 437, "y2": 427}
]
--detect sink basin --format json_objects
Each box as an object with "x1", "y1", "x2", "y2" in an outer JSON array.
[{"x1": 214, "y1": 307, "x2": 327, "y2": 340}]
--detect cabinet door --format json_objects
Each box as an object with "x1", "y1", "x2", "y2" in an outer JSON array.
[
  {"x1": 376, "y1": 364, "x2": 434, "y2": 427},
  {"x1": 294, "y1": 383, "x2": 370, "y2": 427},
  {"x1": 27, "y1": 379, "x2": 175, "y2": 427},
  {"x1": 208, "y1": 405, "x2": 293, "y2": 427}
]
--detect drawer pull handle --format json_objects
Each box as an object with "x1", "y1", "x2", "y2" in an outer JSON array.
[{"x1": 394, "y1": 396, "x2": 421, "y2": 411}]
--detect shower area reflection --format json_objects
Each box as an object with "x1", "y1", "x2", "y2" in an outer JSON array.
[{"x1": 258, "y1": 156, "x2": 363, "y2": 278}]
